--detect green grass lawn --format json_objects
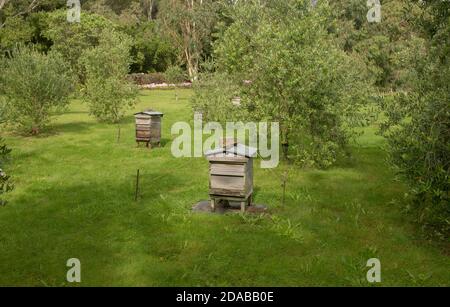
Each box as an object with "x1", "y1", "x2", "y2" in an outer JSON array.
[{"x1": 0, "y1": 89, "x2": 449, "y2": 286}]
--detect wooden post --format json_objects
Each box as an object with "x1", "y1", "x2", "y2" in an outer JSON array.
[
  {"x1": 117, "y1": 123, "x2": 121, "y2": 143},
  {"x1": 134, "y1": 169, "x2": 140, "y2": 202},
  {"x1": 281, "y1": 170, "x2": 288, "y2": 206},
  {"x1": 210, "y1": 198, "x2": 215, "y2": 212},
  {"x1": 240, "y1": 201, "x2": 246, "y2": 213}
]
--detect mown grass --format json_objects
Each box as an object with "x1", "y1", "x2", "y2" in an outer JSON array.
[{"x1": 0, "y1": 89, "x2": 448, "y2": 286}]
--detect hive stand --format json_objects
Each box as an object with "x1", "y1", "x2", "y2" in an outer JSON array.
[{"x1": 210, "y1": 194, "x2": 253, "y2": 213}]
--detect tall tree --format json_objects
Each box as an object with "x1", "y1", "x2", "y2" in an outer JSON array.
[
  {"x1": 42, "y1": 10, "x2": 115, "y2": 83},
  {"x1": 158, "y1": 0, "x2": 218, "y2": 80}
]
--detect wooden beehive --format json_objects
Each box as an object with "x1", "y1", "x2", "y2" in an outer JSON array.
[
  {"x1": 134, "y1": 110, "x2": 163, "y2": 147},
  {"x1": 205, "y1": 143, "x2": 257, "y2": 212}
]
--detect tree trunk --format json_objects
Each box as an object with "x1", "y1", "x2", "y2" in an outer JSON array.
[
  {"x1": 280, "y1": 124, "x2": 289, "y2": 161},
  {"x1": 117, "y1": 123, "x2": 121, "y2": 143},
  {"x1": 31, "y1": 126, "x2": 39, "y2": 135},
  {"x1": 282, "y1": 143, "x2": 289, "y2": 160}
]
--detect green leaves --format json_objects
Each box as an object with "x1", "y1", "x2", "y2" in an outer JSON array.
[
  {"x1": 80, "y1": 28, "x2": 138, "y2": 123},
  {"x1": 380, "y1": 2, "x2": 450, "y2": 239},
  {"x1": 0, "y1": 45, "x2": 74, "y2": 134},
  {"x1": 198, "y1": 0, "x2": 370, "y2": 167},
  {"x1": 42, "y1": 9, "x2": 116, "y2": 82},
  {"x1": 165, "y1": 65, "x2": 187, "y2": 85},
  {"x1": 158, "y1": 0, "x2": 220, "y2": 79}
]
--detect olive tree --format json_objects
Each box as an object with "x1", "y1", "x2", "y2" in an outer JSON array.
[
  {"x1": 80, "y1": 28, "x2": 138, "y2": 125},
  {"x1": 380, "y1": 1, "x2": 450, "y2": 239},
  {"x1": 195, "y1": 0, "x2": 370, "y2": 167},
  {"x1": 164, "y1": 65, "x2": 187, "y2": 101},
  {"x1": 0, "y1": 46, "x2": 74, "y2": 134}
]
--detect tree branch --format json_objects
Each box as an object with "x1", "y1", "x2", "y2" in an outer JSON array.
[{"x1": 0, "y1": 0, "x2": 40, "y2": 29}]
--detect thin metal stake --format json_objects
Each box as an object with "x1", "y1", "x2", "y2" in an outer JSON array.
[{"x1": 135, "y1": 169, "x2": 140, "y2": 202}]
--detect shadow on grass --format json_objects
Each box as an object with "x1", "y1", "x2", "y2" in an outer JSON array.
[
  {"x1": 0, "y1": 170, "x2": 187, "y2": 285},
  {"x1": 52, "y1": 121, "x2": 98, "y2": 135}
]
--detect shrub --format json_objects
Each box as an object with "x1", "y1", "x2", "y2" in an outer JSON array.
[
  {"x1": 382, "y1": 82, "x2": 449, "y2": 240},
  {"x1": 0, "y1": 46, "x2": 74, "y2": 134},
  {"x1": 128, "y1": 73, "x2": 167, "y2": 85},
  {"x1": 380, "y1": 2, "x2": 450, "y2": 239},
  {"x1": 164, "y1": 66, "x2": 187, "y2": 84},
  {"x1": 81, "y1": 28, "x2": 138, "y2": 124}
]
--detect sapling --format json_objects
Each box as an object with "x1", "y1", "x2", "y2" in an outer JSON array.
[{"x1": 165, "y1": 65, "x2": 187, "y2": 102}]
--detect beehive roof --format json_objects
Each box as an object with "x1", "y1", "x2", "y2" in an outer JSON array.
[
  {"x1": 205, "y1": 143, "x2": 257, "y2": 158},
  {"x1": 135, "y1": 110, "x2": 164, "y2": 116}
]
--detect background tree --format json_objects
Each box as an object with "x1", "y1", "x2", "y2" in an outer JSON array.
[
  {"x1": 329, "y1": 0, "x2": 422, "y2": 90},
  {"x1": 126, "y1": 20, "x2": 177, "y2": 73},
  {"x1": 0, "y1": 0, "x2": 41, "y2": 29},
  {"x1": 42, "y1": 10, "x2": 115, "y2": 83},
  {"x1": 0, "y1": 0, "x2": 65, "y2": 53},
  {"x1": 158, "y1": 0, "x2": 219, "y2": 80},
  {"x1": 0, "y1": 46, "x2": 74, "y2": 134},
  {"x1": 80, "y1": 28, "x2": 138, "y2": 125}
]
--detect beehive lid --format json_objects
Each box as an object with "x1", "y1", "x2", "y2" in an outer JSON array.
[
  {"x1": 205, "y1": 143, "x2": 257, "y2": 158},
  {"x1": 135, "y1": 110, "x2": 164, "y2": 117}
]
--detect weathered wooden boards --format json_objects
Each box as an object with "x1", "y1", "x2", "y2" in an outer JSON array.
[
  {"x1": 205, "y1": 143, "x2": 257, "y2": 213},
  {"x1": 134, "y1": 110, "x2": 163, "y2": 148}
]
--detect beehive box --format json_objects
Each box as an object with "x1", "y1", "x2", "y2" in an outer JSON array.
[
  {"x1": 134, "y1": 110, "x2": 163, "y2": 147},
  {"x1": 205, "y1": 143, "x2": 257, "y2": 212}
]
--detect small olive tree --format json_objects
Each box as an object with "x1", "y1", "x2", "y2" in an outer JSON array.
[
  {"x1": 0, "y1": 46, "x2": 74, "y2": 134},
  {"x1": 81, "y1": 28, "x2": 138, "y2": 125},
  {"x1": 164, "y1": 65, "x2": 187, "y2": 102}
]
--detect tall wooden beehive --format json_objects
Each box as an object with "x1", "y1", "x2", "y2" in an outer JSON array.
[
  {"x1": 205, "y1": 143, "x2": 257, "y2": 212},
  {"x1": 134, "y1": 110, "x2": 163, "y2": 148}
]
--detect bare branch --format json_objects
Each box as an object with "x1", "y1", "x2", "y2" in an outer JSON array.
[{"x1": 0, "y1": 0, "x2": 40, "y2": 29}]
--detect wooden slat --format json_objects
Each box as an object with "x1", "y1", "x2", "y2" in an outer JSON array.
[
  {"x1": 207, "y1": 156, "x2": 248, "y2": 163},
  {"x1": 210, "y1": 188, "x2": 246, "y2": 197},
  {"x1": 137, "y1": 131, "x2": 151, "y2": 138},
  {"x1": 136, "y1": 124, "x2": 151, "y2": 131},
  {"x1": 210, "y1": 163, "x2": 245, "y2": 176},
  {"x1": 210, "y1": 175, "x2": 245, "y2": 191},
  {"x1": 136, "y1": 118, "x2": 151, "y2": 125},
  {"x1": 210, "y1": 189, "x2": 253, "y2": 200}
]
